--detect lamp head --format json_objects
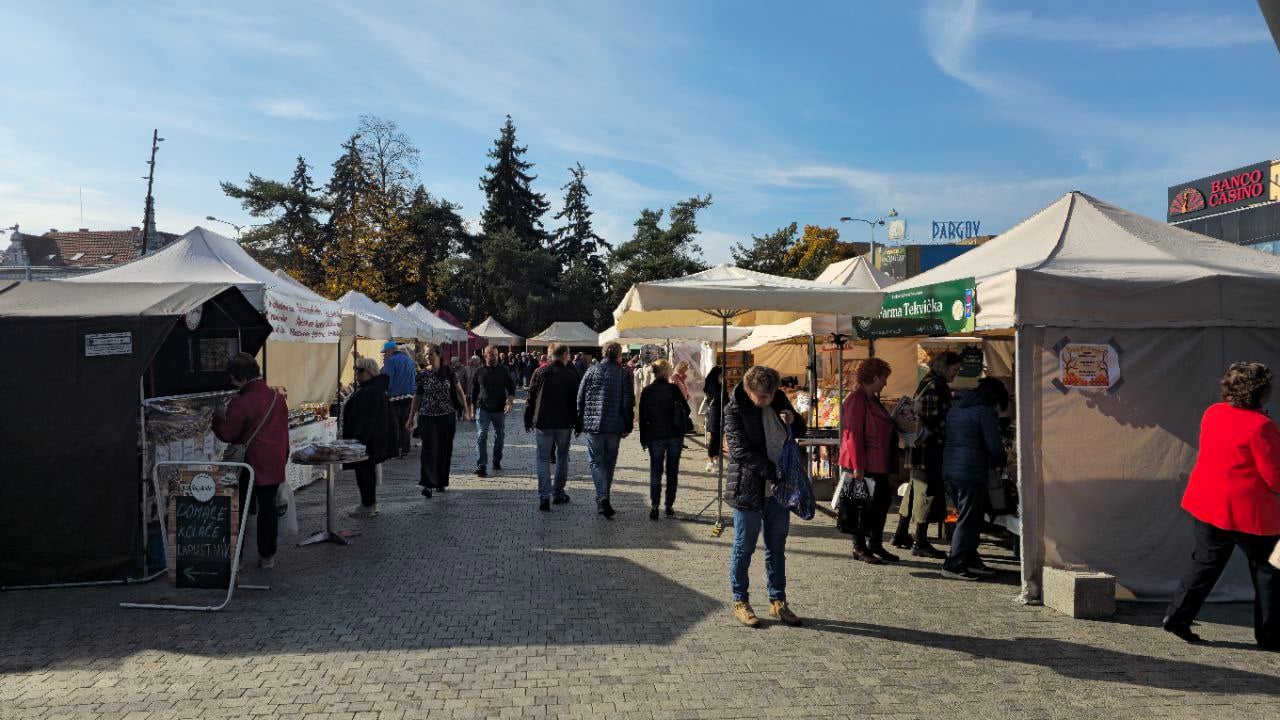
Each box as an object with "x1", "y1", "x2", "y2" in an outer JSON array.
[{"x1": 839, "y1": 216, "x2": 852, "y2": 222}]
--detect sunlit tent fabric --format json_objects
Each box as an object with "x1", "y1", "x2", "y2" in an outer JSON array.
[
  {"x1": 471, "y1": 316, "x2": 523, "y2": 345},
  {"x1": 338, "y1": 291, "x2": 416, "y2": 341},
  {"x1": 527, "y1": 321, "x2": 600, "y2": 346},
  {"x1": 64, "y1": 227, "x2": 343, "y2": 403},
  {"x1": 884, "y1": 191, "x2": 1280, "y2": 604},
  {"x1": 405, "y1": 303, "x2": 470, "y2": 343},
  {"x1": 389, "y1": 303, "x2": 439, "y2": 342},
  {"x1": 272, "y1": 270, "x2": 390, "y2": 340},
  {"x1": 815, "y1": 255, "x2": 894, "y2": 290},
  {"x1": 599, "y1": 324, "x2": 753, "y2": 346},
  {"x1": 614, "y1": 263, "x2": 884, "y2": 330},
  {"x1": 0, "y1": 281, "x2": 270, "y2": 586}
]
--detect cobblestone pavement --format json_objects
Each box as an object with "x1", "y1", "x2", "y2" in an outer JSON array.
[{"x1": 4, "y1": 396, "x2": 1280, "y2": 719}]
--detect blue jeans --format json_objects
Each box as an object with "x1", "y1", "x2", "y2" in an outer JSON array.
[
  {"x1": 586, "y1": 433, "x2": 622, "y2": 507},
  {"x1": 647, "y1": 437, "x2": 683, "y2": 508},
  {"x1": 730, "y1": 497, "x2": 790, "y2": 603},
  {"x1": 944, "y1": 477, "x2": 987, "y2": 573},
  {"x1": 475, "y1": 408, "x2": 506, "y2": 468},
  {"x1": 535, "y1": 428, "x2": 572, "y2": 500}
]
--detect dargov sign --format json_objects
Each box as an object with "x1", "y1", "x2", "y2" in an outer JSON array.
[{"x1": 1168, "y1": 160, "x2": 1280, "y2": 222}]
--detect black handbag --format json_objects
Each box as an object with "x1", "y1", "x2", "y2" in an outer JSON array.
[{"x1": 675, "y1": 395, "x2": 695, "y2": 435}]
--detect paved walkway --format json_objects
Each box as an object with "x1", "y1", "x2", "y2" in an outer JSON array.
[{"x1": 4, "y1": 400, "x2": 1279, "y2": 719}]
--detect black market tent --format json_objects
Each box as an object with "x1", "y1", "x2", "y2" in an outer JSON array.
[{"x1": 0, "y1": 281, "x2": 271, "y2": 587}]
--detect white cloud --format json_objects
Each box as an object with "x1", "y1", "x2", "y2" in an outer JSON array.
[
  {"x1": 254, "y1": 98, "x2": 333, "y2": 121},
  {"x1": 979, "y1": 9, "x2": 1271, "y2": 50}
]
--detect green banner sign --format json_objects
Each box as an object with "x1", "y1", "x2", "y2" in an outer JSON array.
[{"x1": 854, "y1": 277, "x2": 976, "y2": 339}]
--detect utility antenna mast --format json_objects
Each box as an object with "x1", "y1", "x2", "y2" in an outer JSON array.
[{"x1": 139, "y1": 129, "x2": 164, "y2": 256}]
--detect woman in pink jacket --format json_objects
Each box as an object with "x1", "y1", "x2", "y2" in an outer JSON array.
[{"x1": 839, "y1": 357, "x2": 897, "y2": 564}]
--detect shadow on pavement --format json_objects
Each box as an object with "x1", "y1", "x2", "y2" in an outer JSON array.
[{"x1": 806, "y1": 618, "x2": 1280, "y2": 695}]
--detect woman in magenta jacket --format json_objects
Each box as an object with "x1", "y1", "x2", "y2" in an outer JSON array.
[
  {"x1": 1164, "y1": 362, "x2": 1280, "y2": 650},
  {"x1": 839, "y1": 357, "x2": 897, "y2": 564}
]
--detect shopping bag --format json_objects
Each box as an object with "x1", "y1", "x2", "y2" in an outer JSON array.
[
  {"x1": 1270, "y1": 539, "x2": 1280, "y2": 571},
  {"x1": 773, "y1": 430, "x2": 815, "y2": 520},
  {"x1": 276, "y1": 482, "x2": 300, "y2": 537}
]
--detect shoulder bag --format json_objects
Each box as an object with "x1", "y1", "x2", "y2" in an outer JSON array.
[{"x1": 222, "y1": 390, "x2": 278, "y2": 465}]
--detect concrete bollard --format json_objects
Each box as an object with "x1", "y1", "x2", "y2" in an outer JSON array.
[{"x1": 1043, "y1": 566, "x2": 1116, "y2": 619}]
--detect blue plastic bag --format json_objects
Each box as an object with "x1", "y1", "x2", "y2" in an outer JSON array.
[{"x1": 774, "y1": 430, "x2": 815, "y2": 520}]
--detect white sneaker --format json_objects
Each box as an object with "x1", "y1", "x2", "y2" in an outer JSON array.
[
  {"x1": 705, "y1": 460, "x2": 717, "y2": 472},
  {"x1": 258, "y1": 556, "x2": 275, "y2": 570},
  {"x1": 348, "y1": 504, "x2": 378, "y2": 518}
]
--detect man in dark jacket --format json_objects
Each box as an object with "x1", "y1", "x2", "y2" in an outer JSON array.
[
  {"x1": 471, "y1": 346, "x2": 516, "y2": 478},
  {"x1": 525, "y1": 343, "x2": 581, "y2": 511},
  {"x1": 724, "y1": 366, "x2": 806, "y2": 628},
  {"x1": 577, "y1": 341, "x2": 635, "y2": 518},
  {"x1": 941, "y1": 377, "x2": 1008, "y2": 581}
]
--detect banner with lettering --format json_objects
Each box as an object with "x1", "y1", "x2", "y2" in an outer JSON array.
[
  {"x1": 264, "y1": 290, "x2": 343, "y2": 344},
  {"x1": 854, "y1": 277, "x2": 976, "y2": 339}
]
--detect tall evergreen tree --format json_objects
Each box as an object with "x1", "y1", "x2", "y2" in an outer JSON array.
[
  {"x1": 479, "y1": 115, "x2": 551, "y2": 251},
  {"x1": 322, "y1": 134, "x2": 383, "y2": 298},
  {"x1": 606, "y1": 195, "x2": 712, "y2": 310},
  {"x1": 731, "y1": 222, "x2": 799, "y2": 276},
  {"x1": 383, "y1": 185, "x2": 469, "y2": 307},
  {"x1": 552, "y1": 163, "x2": 612, "y2": 327},
  {"x1": 220, "y1": 156, "x2": 330, "y2": 287}
]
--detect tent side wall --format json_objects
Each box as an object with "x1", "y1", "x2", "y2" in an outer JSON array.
[
  {"x1": 1021, "y1": 325, "x2": 1257, "y2": 602},
  {"x1": 0, "y1": 316, "x2": 174, "y2": 586},
  {"x1": 265, "y1": 339, "x2": 340, "y2": 404}
]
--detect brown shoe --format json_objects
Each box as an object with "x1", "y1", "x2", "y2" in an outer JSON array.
[
  {"x1": 732, "y1": 601, "x2": 761, "y2": 628},
  {"x1": 770, "y1": 600, "x2": 802, "y2": 627},
  {"x1": 852, "y1": 548, "x2": 884, "y2": 565}
]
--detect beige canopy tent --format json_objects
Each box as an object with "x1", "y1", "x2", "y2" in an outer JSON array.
[
  {"x1": 614, "y1": 263, "x2": 885, "y2": 530},
  {"x1": 886, "y1": 190, "x2": 1280, "y2": 603},
  {"x1": 527, "y1": 321, "x2": 600, "y2": 347},
  {"x1": 815, "y1": 255, "x2": 895, "y2": 288},
  {"x1": 599, "y1": 324, "x2": 753, "y2": 346},
  {"x1": 65, "y1": 227, "x2": 344, "y2": 404},
  {"x1": 472, "y1": 316, "x2": 523, "y2": 346},
  {"x1": 404, "y1": 303, "x2": 471, "y2": 343}
]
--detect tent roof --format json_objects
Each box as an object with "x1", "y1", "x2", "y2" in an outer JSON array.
[
  {"x1": 0, "y1": 281, "x2": 233, "y2": 318},
  {"x1": 271, "y1": 270, "x2": 390, "y2": 339},
  {"x1": 63, "y1": 227, "x2": 327, "y2": 311},
  {"x1": 472, "y1": 316, "x2": 523, "y2": 343},
  {"x1": 404, "y1": 303, "x2": 471, "y2": 342},
  {"x1": 613, "y1": 263, "x2": 884, "y2": 330},
  {"x1": 338, "y1": 292, "x2": 418, "y2": 340},
  {"x1": 815, "y1": 255, "x2": 894, "y2": 290},
  {"x1": 894, "y1": 191, "x2": 1280, "y2": 329},
  {"x1": 528, "y1": 321, "x2": 600, "y2": 345},
  {"x1": 599, "y1": 324, "x2": 753, "y2": 346}
]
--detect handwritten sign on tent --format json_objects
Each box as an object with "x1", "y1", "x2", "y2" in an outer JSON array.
[{"x1": 167, "y1": 465, "x2": 241, "y2": 589}]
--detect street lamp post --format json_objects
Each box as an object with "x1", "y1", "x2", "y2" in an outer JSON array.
[
  {"x1": 839, "y1": 209, "x2": 898, "y2": 267},
  {"x1": 205, "y1": 216, "x2": 245, "y2": 237}
]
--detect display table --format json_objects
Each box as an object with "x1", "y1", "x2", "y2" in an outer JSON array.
[
  {"x1": 295, "y1": 451, "x2": 365, "y2": 547},
  {"x1": 286, "y1": 419, "x2": 338, "y2": 490}
]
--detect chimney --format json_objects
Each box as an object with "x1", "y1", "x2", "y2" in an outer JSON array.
[
  {"x1": 78, "y1": 228, "x2": 89, "y2": 232},
  {"x1": 49, "y1": 228, "x2": 57, "y2": 233}
]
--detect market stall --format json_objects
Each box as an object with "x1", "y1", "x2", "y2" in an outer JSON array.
[
  {"x1": 471, "y1": 316, "x2": 523, "y2": 350},
  {"x1": 613, "y1": 263, "x2": 884, "y2": 530},
  {"x1": 0, "y1": 281, "x2": 271, "y2": 587},
  {"x1": 527, "y1": 321, "x2": 600, "y2": 352},
  {"x1": 881, "y1": 191, "x2": 1280, "y2": 603},
  {"x1": 426, "y1": 307, "x2": 486, "y2": 360}
]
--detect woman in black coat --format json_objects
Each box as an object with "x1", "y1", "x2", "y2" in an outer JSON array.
[
  {"x1": 703, "y1": 366, "x2": 724, "y2": 472},
  {"x1": 639, "y1": 359, "x2": 693, "y2": 520},
  {"x1": 343, "y1": 357, "x2": 398, "y2": 516}
]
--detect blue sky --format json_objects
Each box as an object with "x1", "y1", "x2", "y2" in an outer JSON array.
[{"x1": 2, "y1": 0, "x2": 1277, "y2": 262}]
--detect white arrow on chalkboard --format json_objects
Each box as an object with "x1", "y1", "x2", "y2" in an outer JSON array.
[{"x1": 182, "y1": 566, "x2": 222, "y2": 583}]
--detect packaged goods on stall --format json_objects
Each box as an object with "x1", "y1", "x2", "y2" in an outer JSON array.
[{"x1": 291, "y1": 440, "x2": 367, "y2": 464}]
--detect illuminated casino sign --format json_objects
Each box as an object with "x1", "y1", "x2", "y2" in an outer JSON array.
[{"x1": 1168, "y1": 160, "x2": 1275, "y2": 222}]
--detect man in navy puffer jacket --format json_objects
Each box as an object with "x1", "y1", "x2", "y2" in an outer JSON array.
[
  {"x1": 941, "y1": 377, "x2": 1008, "y2": 581},
  {"x1": 577, "y1": 341, "x2": 635, "y2": 517}
]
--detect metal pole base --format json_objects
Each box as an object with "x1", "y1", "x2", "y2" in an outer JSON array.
[{"x1": 298, "y1": 529, "x2": 358, "y2": 547}]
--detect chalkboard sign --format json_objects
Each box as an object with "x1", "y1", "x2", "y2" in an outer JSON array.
[
  {"x1": 167, "y1": 466, "x2": 240, "y2": 589},
  {"x1": 960, "y1": 346, "x2": 984, "y2": 379}
]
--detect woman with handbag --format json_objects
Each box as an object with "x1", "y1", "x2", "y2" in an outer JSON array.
[
  {"x1": 703, "y1": 366, "x2": 725, "y2": 472},
  {"x1": 342, "y1": 357, "x2": 397, "y2": 517},
  {"x1": 410, "y1": 343, "x2": 470, "y2": 498},
  {"x1": 639, "y1": 359, "x2": 693, "y2": 520},
  {"x1": 838, "y1": 357, "x2": 898, "y2": 564},
  {"x1": 213, "y1": 353, "x2": 290, "y2": 570},
  {"x1": 1164, "y1": 362, "x2": 1280, "y2": 649},
  {"x1": 891, "y1": 351, "x2": 962, "y2": 558}
]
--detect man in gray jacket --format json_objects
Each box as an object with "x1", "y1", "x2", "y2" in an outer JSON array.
[{"x1": 576, "y1": 341, "x2": 635, "y2": 518}]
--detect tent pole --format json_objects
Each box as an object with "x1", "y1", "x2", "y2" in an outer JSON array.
[
  {"x1": 139, "y1": 377, "x2": 149, "y2": 578},
  {"x1": 716, "y1": 314, "x2": 727, "y2": 532}
]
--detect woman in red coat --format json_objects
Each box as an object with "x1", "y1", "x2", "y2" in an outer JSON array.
[
  {"x1": 213, "y1": 353, "x2": 291, "y2": 570},
  {"x1": 838, "y1": 357, "x2": 897, "y2": 564},
  {"x1": 1164, "y1": 362, "x2": 1280, "y2": 649}
]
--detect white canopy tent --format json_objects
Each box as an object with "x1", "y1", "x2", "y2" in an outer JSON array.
[
  {"x1": 815, "y1": 254, "x2": 895, "y2": 289},
  {"x1": 882, "y1": 191, "x2": 1280, "y2": 603},
  {"x1": 337, "y1": 292, "x2": 417, "y2": 341},
  {"x1": 614, "y1": 263, "x2": 885, "y2": 530},
  {"x1": 472, "y1": 316, "x2": 523, "y2": 346},
  {"x1": 527, "y1": 321, "x2": 600, "y2": 347},
  {"x1": 65, "y1": 227, "x2": 344, "y2": 403},
  {"x1": 272, "y1": 270, "x2": 391, "y2": 340},
  {"x1": 405, "y1": 303, "x2": 471, "y2": 343},
  {"x1": 599, "y1": 324, "x2": 753, "y2": 346}
]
